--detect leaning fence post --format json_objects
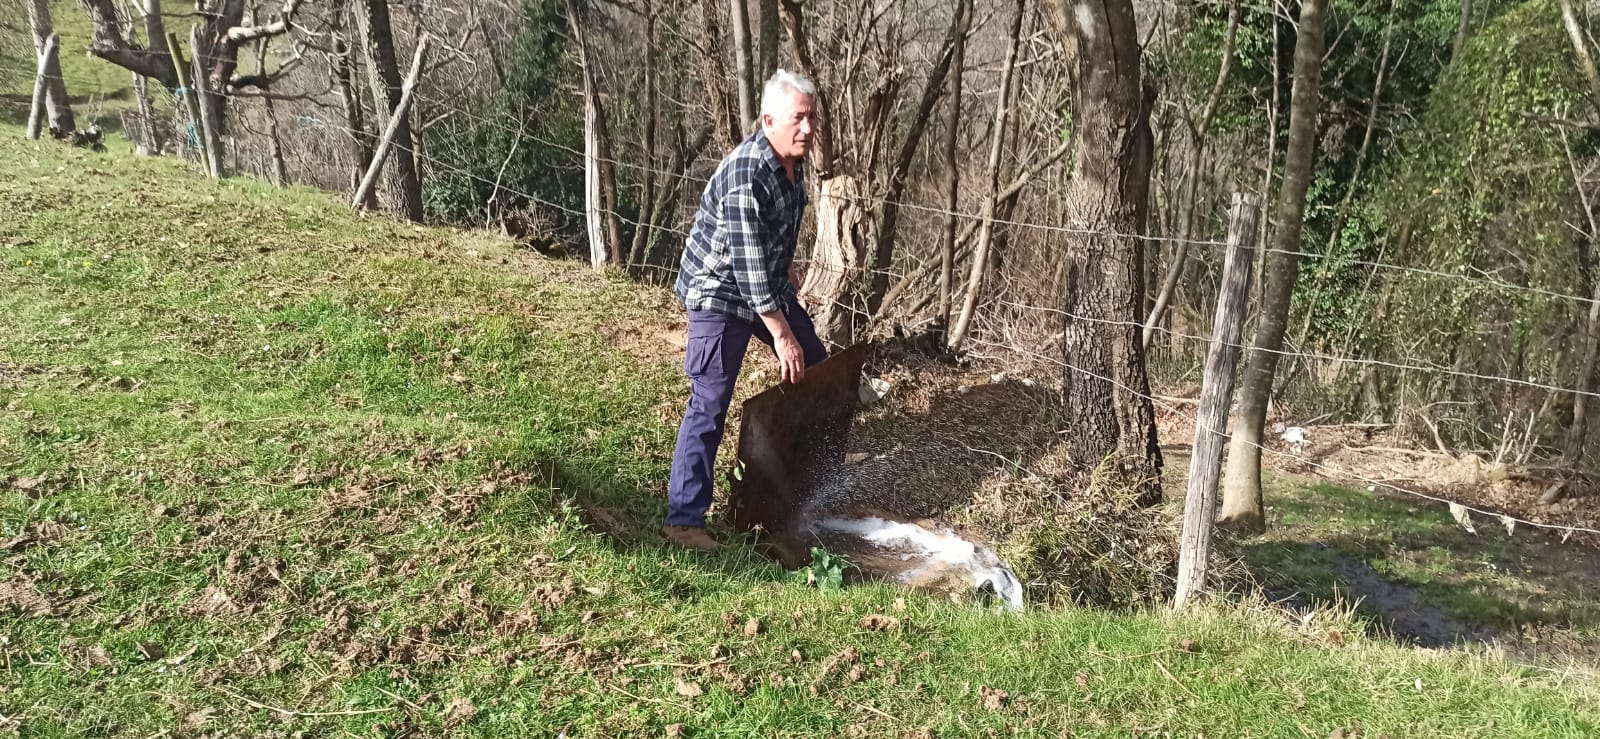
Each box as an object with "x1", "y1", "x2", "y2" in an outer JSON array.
[
  {"x1": 1173, "y1": 192, "x2": 1262, "y2": 611},
  {"x1": 352, "y1": 35, "x2": 431, "y2": 211},
  {"x1": 27, "y1": 34, "x2": 59, "y2": 140},
  {"x1": 166, "y1": 32, "x2": 209, "y2": 174}
]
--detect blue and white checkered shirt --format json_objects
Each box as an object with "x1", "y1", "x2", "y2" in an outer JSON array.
[{"x1": 675, "y1": 128, "x2": 807, "y2": 322}]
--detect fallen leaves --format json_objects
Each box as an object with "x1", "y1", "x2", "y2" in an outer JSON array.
[
  {"x1": 860, "y1": 614, "x2": 900, "y2": 631},
  {"x1": 443, "y1": 697, "x2": 477, "y2": 727},
  {"x1": 674, "y1": 679, "x2": 704, "y2": 698},
  {"x1": 980, "y1": 685, "x2": 1009, "y2": 711},
  {"x1": 743, "y1": 617, "x2": 761, "y2": 636}
]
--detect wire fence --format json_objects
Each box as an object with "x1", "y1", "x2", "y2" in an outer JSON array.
[{"x1": 14, "y1": 61, "x2": 1600, "y2": 545}]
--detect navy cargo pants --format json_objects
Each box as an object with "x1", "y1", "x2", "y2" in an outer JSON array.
[{"x1": 665, "y1": 302, "x2": 828, "y2": 528}]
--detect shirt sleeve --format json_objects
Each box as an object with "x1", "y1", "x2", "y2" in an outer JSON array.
[{"x1": 723, "y1": 183, "x2": 780, "y2": 315}]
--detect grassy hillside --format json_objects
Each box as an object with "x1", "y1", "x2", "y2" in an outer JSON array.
[{"x1": 3, "y1": 128, "x2": 1599, "y2": 737}]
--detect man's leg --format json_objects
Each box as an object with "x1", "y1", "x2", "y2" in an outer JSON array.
[{"x1": 665, "y1": 311, "x2": 753, "y2": 538}]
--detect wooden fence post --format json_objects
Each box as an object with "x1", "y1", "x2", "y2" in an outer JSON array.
[
  {"x1": 352, "y1": 35, "x2": 431, "y2": 211},
  {"x1": 27, "y1": 34, "x2": 59, "y2": 140},
  {"x1": 166, "y1": 32, "x2": 209, "y2": 174},
  {"x1": 1173, "y1": 192, "x2": 1261, "y2": 611},
  {"x1": 189, "y1": 26, "x2": 224, "y2": 179}
]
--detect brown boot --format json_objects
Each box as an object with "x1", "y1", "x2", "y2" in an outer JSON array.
[{"x1": 662, "y1": 525, "x2": 722, "y2": 552}]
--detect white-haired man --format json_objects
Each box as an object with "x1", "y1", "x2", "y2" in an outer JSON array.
[{"x1": 662, "y1": 70, "x2": 827, "y2": 551}]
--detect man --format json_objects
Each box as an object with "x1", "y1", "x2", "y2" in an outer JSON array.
[{"x1": 662, "y1": 70, "x2": 829, "y2": 552}]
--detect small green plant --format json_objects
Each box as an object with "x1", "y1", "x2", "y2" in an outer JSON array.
[{"x1": 797, "y1": 546, "x2": 854, "y2": 591}]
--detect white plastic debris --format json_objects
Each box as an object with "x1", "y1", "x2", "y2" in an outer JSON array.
[
  {"x1": 1448, "y1": 502, "x2": 1477, "y2": 534},
  {"x1": 1500, "y1": 514, "x2": 1516, "y2": 536},
  {"x1": 1279, "y1": 425, "x2": 1309, "y2": 455},
  {"x1": 859, "y1": 376, "x2": 891, "y2": 405}
]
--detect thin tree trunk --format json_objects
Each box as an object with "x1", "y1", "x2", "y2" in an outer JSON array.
[
  {"x1": 336, "y1": 32, "x2": 378, "y2": 209},
  {"x1": 1143, "y1": 0, "x2": 1239, "y2": 350},
  {"x1": 1297, "y1": 0, "x2": 1396, "y2": 343},
  {"x1": 937, "y1": 6, "x2": 968, "y2": 333},
  {"x1": 630, "y1": 3, "x2": 660, "y2": 268},
  {"x1": 645, "y1": 125, "x2": 716, "y2": 268},
  {"x1": 699, "y1": 0, "x2": 740, "y2": 147},
  {"x1": 598, "y1": 99, "x2": 625, "y2": 265},
  {"x1": 1559, "y1": 126, "x2": 1600, "y2": 479},
  {"x1": 1560, "y1": 0, "x2": 1600, "y2": 118},
  {"x1": 757, "y1": 0, "x2": 778, "y2": 82},
  {"x1": 166, "y1": 32, "x2": 207, "y2": 171},
  {"x1": 866, "y1": 0, "x2": 972, "y2": 317},
  {"x1": 361, "y1": 0, "x2": 425, "y2": 221},
  {"x1": 1220, "y1": 0, "x2": 1327, "y2": 532},
  {"x1": 568, "y1": 0, "x2": 607, "y2": 268},
  {"x1": 1450, "y1": 0, "x2": 1471, "y2": 70},
  {"x1": 730, "y1": 0, "x2": 757, "y2": 131},
  {"x1": 26, "y1": 0, "x2": 75, "y2": 136},
  {"x1": 947, "y1": 0, "x2": 1022, "y2": 352},
  {"x1": 1051, "y1": 0, "x2": 1163, "y2": 503},
  {"x1": 255, "y1": 35, "x2": 287, "y2": 186}
]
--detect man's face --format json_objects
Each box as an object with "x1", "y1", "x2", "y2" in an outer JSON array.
[{"x1": 763, "y1": 89, "x2": 814, "y2": 162}]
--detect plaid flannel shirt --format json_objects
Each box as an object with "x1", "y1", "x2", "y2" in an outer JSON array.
[{"x1": 675, "y1": 128, "x2": 808, "y2": 322}]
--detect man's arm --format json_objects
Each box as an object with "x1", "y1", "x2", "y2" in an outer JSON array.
[{"x1": 726, "y1": 185, "x2": 806, "y2": 382}]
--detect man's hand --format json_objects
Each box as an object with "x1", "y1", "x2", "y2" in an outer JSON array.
[{"x1": 760, "y1": 310, "x2": 805, "y2": 383}]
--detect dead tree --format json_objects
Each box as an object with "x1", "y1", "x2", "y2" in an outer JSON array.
[
  {"x1": 1047, "y1": 0, "x2": 1164, "y2": 503},
  {"x1": 1220, "y1": 0, "x2": 1328, "y2": 531}
]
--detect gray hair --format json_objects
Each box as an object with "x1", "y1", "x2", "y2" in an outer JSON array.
[{"x1": 760, "y1": 69, "x2": 816, "y2": 116}]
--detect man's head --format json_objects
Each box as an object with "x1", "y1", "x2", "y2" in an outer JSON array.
[{"x1": 760, "y1": 69, "x2": 816, "y2": 162}]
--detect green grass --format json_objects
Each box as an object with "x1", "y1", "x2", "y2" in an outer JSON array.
[
  {"x1": 1236, "y1": 468, "x2": 1600, "y2": 648},
  {"x1": 3, "y1": 129, "x2": 1599, "y2": 737}
]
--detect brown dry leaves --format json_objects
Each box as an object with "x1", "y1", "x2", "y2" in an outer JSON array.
[
  {"x1": 859, "y1": 614, "x2": 900, "y2": 631},
  {"x1": 443, "y1": 697, "x2": 477, "y2": 727},
  {"x1": 980, "y1": 685, "x2": 1009, "y2": 711}
]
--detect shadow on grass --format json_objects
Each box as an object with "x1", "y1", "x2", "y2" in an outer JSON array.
[{"x1": 1234, "y1": 476, "x2": 1600, "y2": 655}]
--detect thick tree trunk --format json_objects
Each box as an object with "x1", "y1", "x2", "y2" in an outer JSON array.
[
  {"x1": 1049, "y1": 0, "x2": 1162, "y2": 503},
  {"x1": 699, "y1": 0, "x2": 740, "y2": 147},
  {"x1": 730, "y1": 0, "x2": 757, "y2": 130},
  {"x1": 361, "y1": 0, "x2": 425, "y2": 222},
  {"x1": 190, "y1": 26, "x2": 225, "y2": 178},
  {"x1": 1220, "y1": 0, "x2": 1328, "y2": 532},
  {"x1": 26, "y1": 0, "x2": 75, "y2": 135}
]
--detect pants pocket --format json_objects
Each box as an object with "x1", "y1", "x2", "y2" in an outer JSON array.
[{"x1": 685, "y1": 334, "x2": 724, "y2": 378}]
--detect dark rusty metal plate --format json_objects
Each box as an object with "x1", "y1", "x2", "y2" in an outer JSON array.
[{"x1": 726, "y1": 343, "x2": 869, "y2": 568}]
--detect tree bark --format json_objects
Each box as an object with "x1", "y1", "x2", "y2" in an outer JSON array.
[
  {"x1": 698, "y1": 0, "x2": 740, "y2": 148},
  {"x1": 256, "y1": 36, "x2": 287, "y2": 186},
  {"x1": 757, "y1": 0, "x2": 779, "y2": 82},
  {"x1": 866, "y1": 0, "x2": 972, "y2": 317},
  {"x1": 1220, "y1": 0, "x2": 1328, "y2": 532},
  {"x1": 27, "y1": 34, "x2": 57, "y2": 140},
  {"x1": 1049, "y1": 0, "x2": 1163, "y2": 503},
  {"x1": 1450, "y1": 0, "x2": 1471, "y2": 70},
  {"x1": 361, "y1": 0, "x2": 425, "y2": 222},
  {"x1": 730, "y1": 0, "x2": 758, "y2": 131},
  {"x1": 947, "y1": 0, "x2": 1023, "y2": 352},
  {"x1": 629, "y1": 2, "x2": 660, "y2": 268},
  {"x1": 335, "y1": 31, "x2": 379, "y2": 209},
  {"x1": 26, "y1": 0, "x2": 75, "y2": 136}
]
